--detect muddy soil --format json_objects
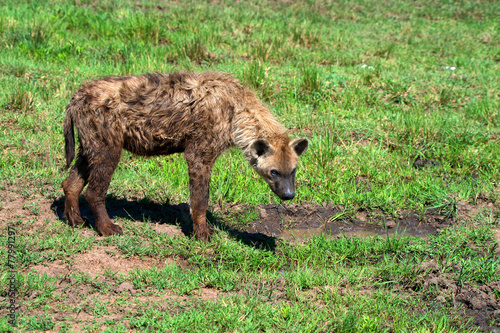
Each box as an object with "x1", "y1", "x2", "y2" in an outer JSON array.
[
  {"x1": 412, "y1": 260, "x2": 500, "y2": 331},
  {"x1": 0, "y1": 185, "x2": 499, "y2": 331},
  {"x1": 244, "y1": 202, "x2": 447, "y2": 240}
]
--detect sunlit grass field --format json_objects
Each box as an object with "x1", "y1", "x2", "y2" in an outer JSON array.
[{"x1": 0, "y1": 0, "x2": 499, "y2": 331}]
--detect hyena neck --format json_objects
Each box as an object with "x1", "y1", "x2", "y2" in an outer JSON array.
[{"x1": 232, "y1": 103, "x2": 288, "y2": 163}]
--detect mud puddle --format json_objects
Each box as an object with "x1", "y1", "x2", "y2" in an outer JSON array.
[
  {"x1": 281, "y1": 218, "x2": 437, "y2": 239},
  {"x1": 244, "y1": 202, "x2": 448, "y2": 240}
]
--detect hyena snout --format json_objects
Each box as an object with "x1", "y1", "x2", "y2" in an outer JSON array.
[
  {"x1": 269, "y1": 175, "x2": 296, "y2": 201},
  {"x1": 281, "y1": 190, "x2": 295, "y2": 201}
]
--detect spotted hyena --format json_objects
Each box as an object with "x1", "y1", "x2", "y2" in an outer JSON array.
[{"x1": 62, "y1": 71, "x2": 308, "y2": 241}]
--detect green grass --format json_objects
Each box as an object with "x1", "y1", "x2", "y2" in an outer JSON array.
[{"x1": 0, "y1": 0, "x2": 499, "y2": 331}]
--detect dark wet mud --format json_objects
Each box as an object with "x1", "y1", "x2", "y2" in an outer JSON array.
[{"x1": 243, "y1": 202, "x2": 449, "y2": 240}]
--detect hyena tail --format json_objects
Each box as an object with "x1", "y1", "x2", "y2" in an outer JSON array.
[{"x1": 63, "y1": 109, "x2": 75, "y2": 169}]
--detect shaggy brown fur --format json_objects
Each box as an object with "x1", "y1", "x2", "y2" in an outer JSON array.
[{"x1": 62, "y1": 71, "x2": 308, "y2": 241}]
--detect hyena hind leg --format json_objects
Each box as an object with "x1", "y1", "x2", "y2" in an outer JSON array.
[
  {"x1": 62, "y1": 154, "x2": 89, "y2": 227},
  {"x1": 83, "y1": 148, "x2": 123, "y2": 236}
]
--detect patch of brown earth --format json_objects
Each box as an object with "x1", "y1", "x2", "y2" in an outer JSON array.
[
  {"x1": 72, "y1": 246, "x2": 168, "y2": 278},
  {"x1": 0, "y1": 186, "x2": 56, "y2": 232},
  {"x1": 12, "y1": 282, "x2": 224, "y2": 332},
  {"x1": 495, "y1": 228, "x2": 500, "y2": 248},
  {"x1": 152, "y1": 223, "x2": 185, "y2": 237},
  {"x1": 26, "y1": 246, "x2": 170, "y2": 281},
  {"x1": 409, "y1": 260, "x2": 500, "y2": 332}
]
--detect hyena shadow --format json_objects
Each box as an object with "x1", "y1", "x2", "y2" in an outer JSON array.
[{"x1": 51, "y1": 195, "x2": 277, "y2": 251}]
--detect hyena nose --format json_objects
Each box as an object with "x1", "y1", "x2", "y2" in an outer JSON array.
[{"x1": 282, "y1": 191, "x2": 295, "y2": 200}]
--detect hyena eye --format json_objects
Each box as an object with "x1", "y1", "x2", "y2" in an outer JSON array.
[
  {"x1": 291, "y1": 168, "x2": 297, "y2": 175},
  {"x1": 270, "y1": 170, "x2": 279, "y2": 177}
]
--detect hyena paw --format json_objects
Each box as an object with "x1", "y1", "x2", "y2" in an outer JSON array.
[
  {"x1": 64, "y1": 211, "x2": 86, "y2": 227},
  {"x1": 194, "y1": 225, "x2": 214, "y2": 242},
  {"x1": 98, "y1": 222, "x2": 123, "y2": 236}
]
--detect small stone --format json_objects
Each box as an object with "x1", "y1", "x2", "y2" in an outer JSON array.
[
  {"x1": 419, "y1": 259, "x2": 438, "y2": 272},
  {"x1": 385, "y1": 220, "x2": 396, "y2": 229},
  {"x1": 413, "y1": 157, "x2": 440, "y2": 169},
  {"x1": 259, "y1": 208, "x2": 268, "y2": 219},
  {"x1": 116, "y1": 281, "x2": 134, "y2": 293}
]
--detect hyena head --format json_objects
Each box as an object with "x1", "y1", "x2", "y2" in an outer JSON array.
[{"x1": 250, "y1": 137, "x2": 309, "y2": 200}]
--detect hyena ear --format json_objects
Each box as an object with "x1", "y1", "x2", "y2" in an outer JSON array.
[
  {"x1": 290, "y1": 138, "x2": 309, "y2": 156},
  {"x1": 251, "y1": 139, "x2": 273, "y2": 158}
]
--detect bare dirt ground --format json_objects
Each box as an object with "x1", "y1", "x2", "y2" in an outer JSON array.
[
  {"x1": 412, "y1": 259, "x2": 500, "y2": 331},
  {"x1": 0, "y1": 185, "x2": 499, "y2": 331}
]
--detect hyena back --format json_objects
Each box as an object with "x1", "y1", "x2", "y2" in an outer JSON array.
[{"x1": 62, "y1": 71, "x2": 308, "y2": 241}]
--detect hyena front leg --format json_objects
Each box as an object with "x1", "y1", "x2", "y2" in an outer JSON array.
[
  {"x1": 62, "y1": 153, "x2": 89, "y2": 227},
  {"x1": 185, "y1": 153, "x2": 215, "y2": 241}
]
